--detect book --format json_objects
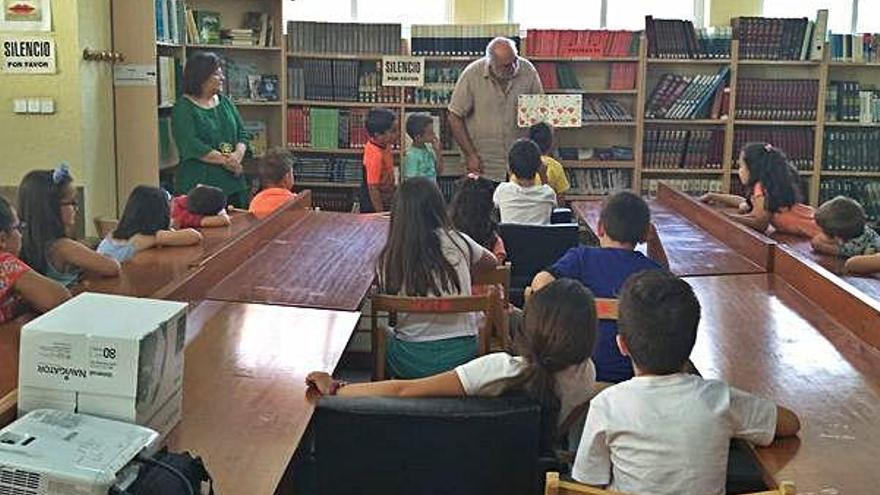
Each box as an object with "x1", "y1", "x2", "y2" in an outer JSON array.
[
  {"x1": 287, "y1": 106, "x2": 400, "y2": 150},
  {"x1": 412, "y1": 24, "x2": 520, "y2": 56},
  {"x1": 645, "y1": 68, "x2": 729, "y2": 120},
  {"x1": 566, "y1": 169, "x2": 632, "y2": 196},
  {"x1": 517, "y1": 94, "x2": 583, "y2": 128},
  {"x1": 734, "y1": 128, "x2": 814, "y2": 170},
  {"x1": 643, "y1": 129, "x2": 724, "y2": 169},
  {"x1": 641, "y1": 178, "x2": 723, "y2": 198},
  {"x1": 157, "y1": 116, "x2": 179, "y2": 169},
  {"x1": 193, "y1": 10, "x2": 221, "y2": 45},
  {"x1": 735, "y1": 79, "x2": 818, "y2": 120},
  {"x1": 810, "y1": 9, "x2": 828, "y2": 61},
  {"x1": 156, "y1": 56, "x2": 180, "y2": 107},
  {"x1": 733, "y1": 16, "x2": 814, "y2": 60},
  {"x1": 820, "y1": 179, "x2": 880, "y2": 223},
  {"x1": 524, "y1": 29, "x2": 639, "y2": 58},
  {"x1": 646, "y1": 17, "x2": 730, "y2": 59},
  {"x1": 823, "y1": 128, "x2": 880, "y2": 172},
  {"x1": 243, "y1": 121, "x2": 267, "y2": 158},
  {"x1": 258, "y1": 75, "x2": 279, "y2": 101},
  {"x1": 287, "y1": 22, "x2": 402, "y2": 55}
]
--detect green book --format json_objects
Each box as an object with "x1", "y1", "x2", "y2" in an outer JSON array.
[
  {"x1": 310, "y1": 108, "x2": 339, "y2": 149},
  {"x1": 194, "y1": 10, "x2": 221, "y2": 45}
]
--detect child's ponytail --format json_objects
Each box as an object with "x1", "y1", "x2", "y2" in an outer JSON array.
[{"x1": 741, "y1": 142, "x2": 802, "y2": 212}]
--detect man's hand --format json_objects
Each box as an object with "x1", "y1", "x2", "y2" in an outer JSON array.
[{"x1": 466, "y1": 153, "x2": 483, "y2": 174}]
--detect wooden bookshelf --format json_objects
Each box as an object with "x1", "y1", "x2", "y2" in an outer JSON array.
[
  {"x1": 295, "y1": 181, "x2": 361, "y2": 189},
  {"x1": 821, "y1": 171, "x2": 880, "y2": 178},
  {"x1": 188, "y1": 43, "x2": 282, "y2": 52},
  {"x1": 642, "y1": 169, "x2": 725, "y2": 175},
  {"x1": 734, "y1": 120, "x2": 816, "y2": 126},
  {"x1": 528, "y1": 56, "x2": 639, "y2": 62},
  {"x1": 288, "y1": 100, "x2": 393, "y2": 108},
  {"x1": 562, "y1": 160, "x2": 636, "y2": 169},
  {"x1": 288, "y1": 51, "x2": 386, "y2": 60},
  {"x1": 647, "y1": 58, "x2": 731, "y2": 65},
  {"x1": 824, "y1": 122, "x2": 880, "y2": 127},
  {"x1": 645, "y1": 119, "x2": 727, "y2": 125}
]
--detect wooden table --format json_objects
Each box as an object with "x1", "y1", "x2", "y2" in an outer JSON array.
[
  {"x1": 167, "y1": 300, "x2": 360, "y2": 495},
  {"x1": 0, "y1": 319, "x2": 23, "y2": 426},
  {"x1": 687, "y1": 273, "x2": 880, "y2": 493},
  {"x1": 571, "y1": 199, "x2": 765, "y2": 277},
  {"x1": 206, "y1": 211, "x2": 389, "y2": 311}
]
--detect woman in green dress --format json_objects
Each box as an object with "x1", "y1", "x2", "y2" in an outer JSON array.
[{"x1": 172, "y1": 52, "x2": 250, "y2": 207}]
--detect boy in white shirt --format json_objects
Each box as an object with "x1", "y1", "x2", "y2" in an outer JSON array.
[
  {"x1": 573, "y1": 270, "x2": 800, "y2": 495},
  {"x1": 493, "y1": 138, "x2": 556, "y2": 225}
]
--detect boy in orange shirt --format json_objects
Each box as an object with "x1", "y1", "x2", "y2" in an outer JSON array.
[
  {"x1": 249, "y1": 149, "x2": 297, "y2": 219},
  {"x1": 360, "y1": 108, "x2": 398, "y2": 213}
]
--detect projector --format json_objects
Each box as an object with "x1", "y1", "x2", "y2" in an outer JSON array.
[{"x1": 0, "y1": 409, "x2": 159, "y2": 495}]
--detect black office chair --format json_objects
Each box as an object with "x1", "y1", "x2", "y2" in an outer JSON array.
[
  {"x1": 311, "y1": 396, "x2": 542, "y2": 495},
  {"x1": 499, "y1": 223, "x2": 579, "y2": 307},
  {"x1": 551, "y1": 207, "x2": 574, "y2": 224}
]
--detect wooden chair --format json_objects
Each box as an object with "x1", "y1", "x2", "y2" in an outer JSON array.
[
  {"x1": 93, "y1": 216, "x2": 118, "y2": 238},
  {"x1": 544, "y1": 472, "x2": 796, "y2": 495},
  {"x1": 370, "y1": 289, "x2": 496, "y2": 381},
  {"x1": 473, "y1": 263, "x2": 511, "y2": 350}
]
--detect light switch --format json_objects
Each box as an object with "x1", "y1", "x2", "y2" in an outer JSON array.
[
  {"x1": 13, "y1": 99, "x2": 28, "y2": 114},
  {"x1": 26, "y1": 98, "x2": 40, "y2": 113},
  {"x1": 39, "y1": 98, "x2": 54, "y2": 114}
]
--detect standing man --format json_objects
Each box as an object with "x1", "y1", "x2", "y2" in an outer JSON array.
[{"x1": 447, "y1": 37, "x2": 544, "y2": 183}]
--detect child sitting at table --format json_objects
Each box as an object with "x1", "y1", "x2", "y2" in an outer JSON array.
[
  {"x1": 449, "y1": 174, "x2": 505, "y2": 261},
  {"x1": 98, "y1": 186, "x2": 202, "y2": 262},
  {"x1": 493, "y1": 139, "x2": 556, "y2": 225},
  {"x1": 529, "y1": 122, "x2": 570, "y2": 206},
  {"x1": 249, "y1": 149, "x2": 297, "y2": 219},
  {"x1": 529, "y1": 191, "x2": 661, "y2": 384},
  {"x1": 171, "y1": 184, "x2": 231, "y2": 228},
  {"x1": 0, "y1": 195, "x2": 69, "y2": 322},
  {"x1": 307, "y1": 277, "x2": 598, "y2": 450},
  {"x1": 573, "y1": 270, "x2": 801, "y2": 495},
  {"x1": 700, "y1": 143, "x2": 820, "y2": 238},
  {"x1": 360, "y1": 108, "x2": 399, "y2": 213},
  {"x1": 375, "y1": 177, "x2": 497, "y2": 378},
  {"x1": 813, "y1": 195, "x2": 880, "y2": 275},
  {"x1": 18, "y1": 164, "x2": 120, "y2": 286}
]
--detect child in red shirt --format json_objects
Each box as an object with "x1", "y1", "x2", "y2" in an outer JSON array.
[
  {"x1": 170, "y1": 185, "x2": 231, "y2": 229},
  {"x1": 0, "y1": 195, "x2": 69, "y2": 323},
  {"x1": 360, "y1": 108, "x2": 399, "y2": 213}
]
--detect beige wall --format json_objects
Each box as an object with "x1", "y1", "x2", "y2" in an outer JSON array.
[
  {"x1": 708, "y1": 0, "x2": 762, "y2": 26},
  {"x1": 0, "y1": 0, "x2": 116, "y2": 234},
  {"x1": 453, "y1": 0, "x2": 507, "y2": 24}
]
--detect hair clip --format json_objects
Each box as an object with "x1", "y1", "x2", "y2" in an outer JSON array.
[
  {"x1": 764, "y1": 143, "x2": 774, "y2": 152},
  {"x1": 466, "y1": 172, "x2": 480, "y2": 180},
  {"x1": 160, "y1": 187, "x2": 172, "y2": 202},
  {"x1": 52, "y1": 162, "x2": 70, "y2": 184}
]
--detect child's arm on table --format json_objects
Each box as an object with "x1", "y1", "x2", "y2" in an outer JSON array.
[{"x1": 844, "y1": 253, "x2": 880, "y2": 275}]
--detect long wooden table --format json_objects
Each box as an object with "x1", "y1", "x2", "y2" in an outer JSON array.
[
  {"x1": 571, "y1": 199, "x2": 766, "y2": 277},
  {"x1": 688, "y1": 273, "x2": 880, "y2": 493},
  {"x1": 205, "y1": 211, "x2": 389, "y2": 311},
  {"x1": 167, "y1": 300, "x2": 360, "y2": 494}
]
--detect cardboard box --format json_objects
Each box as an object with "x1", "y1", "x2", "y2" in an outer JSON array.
[{"x1": 18, "y1": 293, "x2": 187, "y2": 438}]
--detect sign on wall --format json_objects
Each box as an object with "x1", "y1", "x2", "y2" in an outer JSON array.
[
  {"x1": 1, "y1": 0, "x2": 52, "y2": 31},
  {"x1": 1, "y1": 35, "x2": 55, "y2": 73},
  {"x1": 382, "y1": 56, "x2": 425, "y2": 87}
]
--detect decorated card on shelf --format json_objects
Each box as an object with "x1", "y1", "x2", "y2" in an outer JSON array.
[{"x1": 517, "y1": 94, "x2": 582, "y2": 128}]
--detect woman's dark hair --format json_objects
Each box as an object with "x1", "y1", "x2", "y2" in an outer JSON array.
[
  {"x1": 183, "y1": 52, "x2": 221, "y2": 96},
  {"x1": 528, "y1": 122, "x2": 554, "y2": 154},
  {"x1": 186, "y1": 185, "x2": 227, "y2": 215},
  {"x1": 366, "y1": 108, "x2": 398, "y2": 137},
  {"x1": 508, "y1": 138, "x2": 542, "y2": 179},
  {"x1": 741, "y1": 142, "x2": 802, "y2": 212},
  {"x1": 405, "y1": 112, "x2": 434, "y2": 141},
  {"x1": 448, "y1": 176, "x2": 498, "y2": 250},
  {"x1": 18, "y1": 169, "x2": 73, "y2": 274},
  {"x1": 0, "y1": 196, "x2": 15, "y2": 234},
  {"x1": 377, "y1": 177, "x2": 465, "y2": 296},
  {"x1": 515, "y1": 278, "x2": 597, "y2": 448},
  {"x1": 113, "y1": 186, "x2": 171, "y2": 240}
]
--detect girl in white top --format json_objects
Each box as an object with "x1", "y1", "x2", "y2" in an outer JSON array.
[{"x1": 307, "y1": 278, "x2": 599, "y2": 449}]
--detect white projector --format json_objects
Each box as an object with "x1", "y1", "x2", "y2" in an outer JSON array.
[{"x1": 0, "y1": 409, "x2": 159, "y2": 495}]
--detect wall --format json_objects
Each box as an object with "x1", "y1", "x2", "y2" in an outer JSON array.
[
  {"x1": 0, "y1": 0, "x2": 116, "y2": 234},
  {"x1": 453, "y1": 0, "x2": 506, "y2": 24},
  {"x1": 708, "y1": 0, "x2": 762, "y2": 26}
]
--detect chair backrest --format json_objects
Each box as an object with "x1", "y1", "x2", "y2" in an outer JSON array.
[
  {"x1": 314, "y1": 396, "x2": 542, "y2": 495},
  {"x1": 499, "y1": 223, "x2": 579, "y2": 306},
  {"x1": 473, "y1": 263, "x2": 512, "y2": 350},
  {"x1": 370, "y1": 291, "x2": 495, "y2": 380},
  {"x1": 544, "y1": 473, "x2": 796, "y2": 495},
  {"x1": 551, "y1": 207, "x2": 574, "y2": 224},
  {"x1": 93, "y1": 217, "x2": 118, "y2": 239}
]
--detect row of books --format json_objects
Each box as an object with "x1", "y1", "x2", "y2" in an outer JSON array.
[
  {"x1": 823, "y1": 129, "x2": 880, "y2": 172},
  {"x1": 820, "y1": 179, "x2": 880, "y2": 222},
  {"x1": 642, "y1": 179, "x2": 723, "y2": 198},
  {"x1": 292, "y1": 157, "x2": 363, "y2": 184},
  {"x1": 827, "y1": 82, "x2": 880, "y2": 123},
  {"x1": 558, "y1": 146, "x2": 634, "y2": 162},
  {"x1": 221, "y1": 59, "x2": 279, "y2": 101},
  {"x1": 287, "y1": 107, "x2": 399, "y2": 150},
  {"x1": 155, "y1": 0, "x2": 185, "y2": 44},
  {"x1": 645, "y1": 68, "x2": 729, "y2": 120},
  {"x1": 157, "y1": 56, "x2": 182, "y2": 107},
  {"x1": 566, "y1": 169, "x2": 632, "y2": 196},
  {"x1": 291, "y1": 60, "x2": 394, "y2": 103},
  {"x1": 733, "y1": 128, "x2": 814, "y2": 170},
  {"x1": 243, "y1": 121, "x2": 268, "y2": 158},
  {"x1": 404, "y1": 87, "x2": 454, "y2": 105},
  {"x1": 411, "y1": 24, "x2": 519, "y2": 56},
  {"x1": 609, "y1": 63, "x2": 637, "y2": 90},
  {"x1": 735, "y1": 79, "x2": 818, "y2": 120},
  {"x1": 829, "y1": 33, "x2": 880, "y2": 63},
  {"x1": 643, "y1": 129, "x2": 724, "y2": 169},
  {"x1": 523, "y1": 30, "x2": 639, "y2": 58},
  {"x1": 287, "y1": 22, "x2": 401, "y2": 55},
  {"x1": 303, "y1": 188, "x2": 358, "y2": 213},
  {"x1": 158, "y1": 117, "x2": 178, "y2": 169},
  {"x1": 402, "y1": 112, "x2": 454, "y2": 151},
  {"x1": 732, "y1": 14, "x2": 824, "y2": 61},
  {"x1": 536, "y1": 63, "x2": 636, "y2": 91},
  {"x1": 582, "y1": 98, "x2": 633, "y2": 122},
  {"x1": 645, "y1": 18, "x2": 731, "y2": 59}
]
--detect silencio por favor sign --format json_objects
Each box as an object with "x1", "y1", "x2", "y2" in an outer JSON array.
[
  {"x1": 382, "y1": 56, "x2": 424, "y2": 87},
  {"x1": 1, "y1": 35, "x2": 56, "y2": 73}
]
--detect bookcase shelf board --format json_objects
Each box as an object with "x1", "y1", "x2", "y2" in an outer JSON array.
[
  {"x1": 157, "y1": 41, "x2": 184, "y2": 49},
  {"x1": 580, "y1": 121, "x2": 637, "y2": 127},
  {"x1": 644, "y1": 119, "x2": 727, "y2": 125},
  {"x1": 547, "y1": 89, "x2": 638, "y2": 95},
  {"x1": 824, "y1": 122, "x2": 880, "y2": 127},
  {"x1": 737, "y1": 60, "x2": 821, "y2": 66},
  {"x1": 234, "y1": 100, "x2": 282, "y2": 106},
  {"x1": 288, "y1": 100, "x2": 392, "y2": 108},
  {"x1": 402, "y1": 103, "x2": 450, "y2": 109},
  {"x1": 641, "y1": 169, "x2": 725, "y2": 174},
  {"x1": 288, "y1": 147, "x2": 401, "y2": 156},
  {"x1": 159, "y1": 104, "x2": 174, "y2": 110},
  {"x1": 187, "y1": 43, "x2": 282, "y2": 51},
  {"x1": 561, "y1": 160, "x2": 636, "y2": 169},
  {"x1": 422, "y1": 56, "x2": 479, "y2": 62},
  {"x1": 646, "y1": 59, "x2": 731, "y2": 65},
  {"x1": 528, "y1": 56, "x2": 639, "y2": 63},
  {"x1": 287, "y1": 52, "x2": 386, "y2": 60},
  {"x1": 734, "y1": 120, "x2": 816, "y2": 126},
  {"x1": 821, "y1": 171, "x2": 880, "y2": 178},
  {"x1": 828, "y1": 62, "x2": 880, "y2": 67}
]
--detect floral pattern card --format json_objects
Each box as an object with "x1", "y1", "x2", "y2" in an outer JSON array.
[{"x1": 517, "y1": 94, "x2": 582, "y2": 128}]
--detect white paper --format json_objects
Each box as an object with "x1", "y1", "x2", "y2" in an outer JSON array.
[
  {"x1": 0, "y1": 35, "x2": 55, "y2": 74},
  {"x1": 114, "y1": 64, "x2": 158, "y2": 87},
  {"x1": 382, "y1": 56, "x2": 425, "y2": 87}
]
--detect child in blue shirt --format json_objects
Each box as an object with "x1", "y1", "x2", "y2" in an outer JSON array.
[
  {"x1": 403, "y1": 113, "x2": 443, "y2": 181},
  {"x1": 529, "y1": 191, "x2": 661, "y2": 383}
]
